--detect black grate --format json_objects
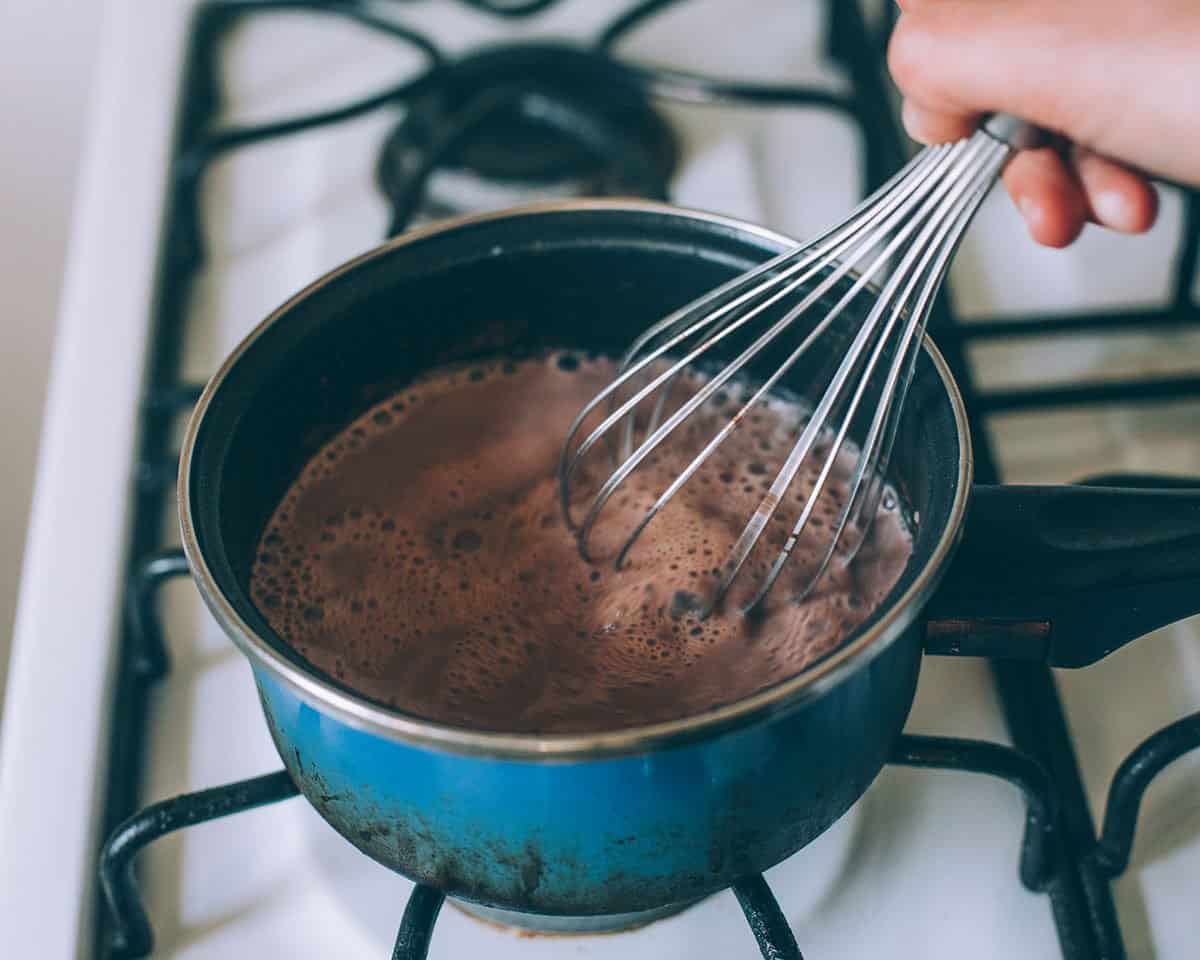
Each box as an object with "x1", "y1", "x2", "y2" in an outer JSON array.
[{"x1": 95, "y1": 2, "x2": 1200, "y2": 958}]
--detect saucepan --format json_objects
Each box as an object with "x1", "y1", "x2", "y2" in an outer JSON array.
[{"x1": 178, "y1": 199, "x2": 1200, "y2": 931}]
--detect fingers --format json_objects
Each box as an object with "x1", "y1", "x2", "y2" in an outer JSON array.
[
  {"x1": 889, "y1": 0, "x2": 1200, "y2": 191},
  {"x1": 1001, "y1": 148, "x2": 1089, "y2": 249},
  {"x1": 1070, "y1": 147, "x2": 1159, "y2": 234},
  {"x1": 888, "y1": 3, "x2": 1160, "y2": 247},
  {"x1": 999, "y1": 147, "x2": 1158, "y2": 247}
]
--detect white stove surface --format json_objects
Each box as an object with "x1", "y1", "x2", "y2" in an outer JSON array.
[{"x1": 3, "y1": 2, "x2": 1199, "y2": 958}]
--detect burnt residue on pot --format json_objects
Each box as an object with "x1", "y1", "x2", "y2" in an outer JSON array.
[
  {"x1": 280, "y1": 741, "x2": 714, "y2": 915},
  {"x1": 281, "y1": 727, "x2": 879, "y2": 920}
]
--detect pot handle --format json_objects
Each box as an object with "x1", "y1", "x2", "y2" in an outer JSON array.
[{"x1": 923, "y1": 483, "x2": 1200, "y2": 667}]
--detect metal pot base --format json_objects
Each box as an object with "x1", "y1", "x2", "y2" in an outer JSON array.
[{"x1": 451, "y1": 896, "x2": 704, "y2": 935}]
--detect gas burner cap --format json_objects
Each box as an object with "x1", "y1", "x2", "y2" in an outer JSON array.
[{"x1": 378, "y1": 42, "x2": 678, "y2": 228}]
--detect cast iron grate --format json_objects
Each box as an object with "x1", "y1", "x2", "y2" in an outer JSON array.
[{"x1": 96, "y1": 1, "x2": 1200, "y2": 958}]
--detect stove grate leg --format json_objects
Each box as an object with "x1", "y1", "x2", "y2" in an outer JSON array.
[
  {"x1": 98, "y1": 770, "x2": 299, "y2": 958},
  {"x1": 392, "y1": 885, "x2": 446, "y2": 960},
  {"x1": 1092, "y1": 711, "x2": 1200, "y2": 877},
  {"x1": 733, "y1": 874, "x2": 806, "y2": 960},
  {"x1": 890, "y1": 734, "x2": 1058, "y2": 891}
]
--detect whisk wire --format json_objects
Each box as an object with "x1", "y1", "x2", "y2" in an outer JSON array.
[
  {"x1": 560, "y1": 123, "x2": 1024, "y2": 611},
  {"x1": 559, "y1": 147, "x2": 952, "y2": 501},
  {"x1": 624, "y1": 151, "x2": 960, "y2": 457},
  {"x1": 565, "y1": 147, "x2": 966, "y2": 550},
  {"x1": 706, "y1": 136, "x2": 1001, "y2": 609},
  {"x1": 842, "y1": 137, "x2": 1009, "y2": 562},
  {"x1": 603, "y1": 155, "x2": 944, "y2": 464},
  {"x1": 745, "y1": 135, "x2": 1012, "y2": 611}
]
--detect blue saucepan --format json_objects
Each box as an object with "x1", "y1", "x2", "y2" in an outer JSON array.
[{"x1": 178, "y1": 200, "x2": 1200, "y2": 932}]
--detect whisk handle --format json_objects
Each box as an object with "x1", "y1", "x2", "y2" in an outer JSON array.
[{"x1": 981, "y1": 114, "x2": 1049, "y2": 151}]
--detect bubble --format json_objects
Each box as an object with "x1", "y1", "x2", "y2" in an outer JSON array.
[
  {"x1": 669, "y1": 591, "x2": 704, "y2": 620},
  {"x1": 452, "y1": 529, "x2": 483, "y2": 552}
]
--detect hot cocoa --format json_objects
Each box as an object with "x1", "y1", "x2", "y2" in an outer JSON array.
[{"x1": 248, "y1": 352, "x2": 913, "y2": 734}]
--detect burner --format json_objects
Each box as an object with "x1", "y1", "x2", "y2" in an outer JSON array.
[{"x1": 377, "y1": 43, "x2": 677, "y2": 228}]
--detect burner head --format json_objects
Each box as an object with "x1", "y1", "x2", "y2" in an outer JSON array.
[{"x1": 378, "y1": 43, "x2": 678, "y2": 227}]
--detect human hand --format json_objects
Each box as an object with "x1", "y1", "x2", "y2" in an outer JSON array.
[{"x1": 887, "y1": 0, "x2": 1200, "y2": 247}]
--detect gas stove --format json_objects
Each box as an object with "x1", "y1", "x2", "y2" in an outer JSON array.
[{"x1": 1, "y1": 1, "x2": 1198, "y2": 958}]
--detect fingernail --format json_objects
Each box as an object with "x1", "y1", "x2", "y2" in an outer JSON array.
[
  {"x1": 1092, "y1": 191, "x2": 1134, "y2": 231},
  {"x1": 1018, "y1": 196, "x2": 1043, "y2": 228},
  {"x1": 900, "y1": 100, "x2": 930, "y2": 145}
]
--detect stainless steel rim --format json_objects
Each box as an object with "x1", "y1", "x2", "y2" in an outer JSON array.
[{"x1": 178, "y1": 198, "x2": 974, "y2": 760}]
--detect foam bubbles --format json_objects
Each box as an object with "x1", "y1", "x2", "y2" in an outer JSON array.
[{"x1": 247, "y1": 351, "x2": 914, "y2": 735}]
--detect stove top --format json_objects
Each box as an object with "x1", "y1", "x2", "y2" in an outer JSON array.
[{"x1": 1, "y1": 1, "x2": 1198, "y2": 958}]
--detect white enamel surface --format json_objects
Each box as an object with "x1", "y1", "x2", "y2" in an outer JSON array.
[
  {"x1": 0, "y1": 2, "x2": 190, "y2": 956},
  {"x1": 2, "y1": 2, "x2": 1198, "y2": 958}
]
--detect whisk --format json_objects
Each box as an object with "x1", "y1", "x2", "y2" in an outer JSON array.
[{"x1": 558, "y1": 115, "x2": 1046, "y2": 616}]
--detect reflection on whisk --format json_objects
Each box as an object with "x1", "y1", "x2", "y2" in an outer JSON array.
[{"x1": 560, "y1": 116, "x2": 1044, "y2": 616}]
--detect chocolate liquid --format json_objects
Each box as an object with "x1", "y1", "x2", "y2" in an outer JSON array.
[{"x1": 249, "y1": 353, "x2": 913, "y2": 734}]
